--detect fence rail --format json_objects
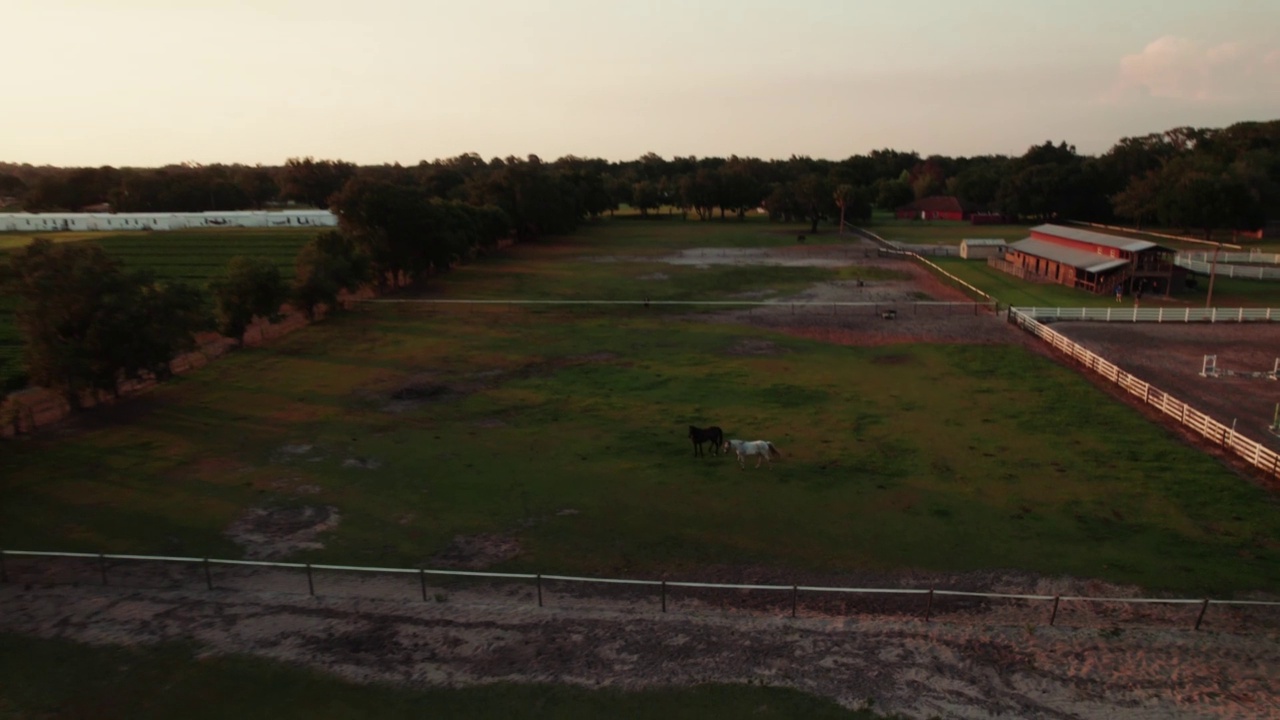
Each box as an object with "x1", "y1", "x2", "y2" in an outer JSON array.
[
  {"x1": 1174, "y1": 257, "x2": 1280, "y2": 279},
  {"x1": 363, "y1": 298, "x2": 997, "y2": 315},
  {"x1": 1007, "y1": 308, "x2": 1280, "y2": 479},
  {"x1": 1180, "y1": 251, "x2": 1280, "y2": 265},
  {"x1": 849, "y1": 227, "x2": 997, "y2": 304},
  {"x1": 2, "y1": 550, "x2": 1276, "y2": 631},
  {"x1": 1014, "y1": 306, "x2": 1279, "y2": 323}
]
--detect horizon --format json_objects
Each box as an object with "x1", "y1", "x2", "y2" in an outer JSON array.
[{"x1": 4, "y1": 0, "x2": 1279, "y2": 167}]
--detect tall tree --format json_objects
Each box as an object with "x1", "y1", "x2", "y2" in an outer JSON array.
[
  {"x1": 3, "y1": 240, "x2": 208, "y2": 404},
  {"x1": 280, "y1": 157, "x2": 356, "y2": 208},
  {"x1": 291, "y1": 231, "x2": 372, "y2": 321},
  {"x1": 209, "y1": 257, "x2": 287, "y2": 343}
]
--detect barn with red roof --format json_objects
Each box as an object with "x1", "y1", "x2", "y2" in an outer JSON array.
[
  {"x1": 894, "y1": 196, "x2": 971, "y2": 221},
  {"x1": 1003, "y1": 224, "x2": 1184, "y2": 296}
]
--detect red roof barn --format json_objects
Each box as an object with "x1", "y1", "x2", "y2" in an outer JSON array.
[{"x1": 895, "y1": 196, "x2": 971, "y2": 221}]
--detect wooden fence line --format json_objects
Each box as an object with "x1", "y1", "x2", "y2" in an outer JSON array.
[
  {"x1": 3, "y1": 550, "x2": 1276, "y2": 630},
  {"x1": 1008, "y1": 308, "x2": 1280, "y2": 479}
]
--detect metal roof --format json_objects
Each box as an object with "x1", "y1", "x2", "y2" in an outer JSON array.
[
  {"x1": 1030, "y1": 224, "x2": 1160, "y2": 253},
  {"x1": 1008, "y1": 238, "x2": 1130, "y2": 274},
  {"x1": 961, "y1": 239, "x2": 1007, "y2": 246}
]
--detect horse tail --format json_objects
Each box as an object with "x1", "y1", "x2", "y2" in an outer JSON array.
[{"x1": 768, "y1": 442, "x2": 781, "y2": 458}]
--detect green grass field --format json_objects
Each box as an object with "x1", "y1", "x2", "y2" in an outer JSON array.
[
  {"x1": 2, "y1": 218, "x2": 1278, "y2": 595},
  {"x1": 859, "y1": 217, "x2": 1032, "y2": 246},
  {"x1": 0, "y1": 634, "x2": 883, "y2": 720},
  {"x1": 0, "y1": 228, "x2": 320, "y2": 390}
]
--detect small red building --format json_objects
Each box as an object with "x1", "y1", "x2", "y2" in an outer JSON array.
[
  {"x1": 1004, "y1": 224, "x2": 1183, "y2": 296},
  {"x1": 894, "y1": 196, "x2": 970, "y2": 221}
]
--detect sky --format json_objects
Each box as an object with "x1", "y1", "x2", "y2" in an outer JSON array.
[{"x1": 3, "y1": 0, "x2": 1279, "y2": 167}]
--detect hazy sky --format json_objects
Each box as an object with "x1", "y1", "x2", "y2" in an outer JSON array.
[{"x1": 4, "y1": 0, "x2": 1278, "y2": 166}]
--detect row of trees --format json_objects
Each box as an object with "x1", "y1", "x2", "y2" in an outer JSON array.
[
  {"x1": 1, "y1": 165, "x2": 520, "y2": 401},
  {"x1": 4, "y1": 121, "x2": 1276, "y2": 237},
  {"x1": 0, "y1": 232, "x2": 371, "y2": 403}
]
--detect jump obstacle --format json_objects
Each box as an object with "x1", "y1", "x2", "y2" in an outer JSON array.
[{"x1": 1200, "y1": 355, "x2": 1279, "y2": 380}]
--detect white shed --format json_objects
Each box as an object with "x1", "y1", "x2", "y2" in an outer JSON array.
[{"x1": 960, "y1": 238, "x2": 1007, "y2": 260}]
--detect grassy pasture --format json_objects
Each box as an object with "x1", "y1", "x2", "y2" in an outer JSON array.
[
  {"x1": 1, "y1": 219, "x2": 1278, "y2": 595},
  {"x1": 0, "y1": 634, "x2": 879, "y2": 720},
  {"x1": 859, "y1": 218, "x2": 1032, "y2": 246}
]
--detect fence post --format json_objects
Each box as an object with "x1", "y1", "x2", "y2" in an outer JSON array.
[
  {"x1": 792, "y1": 585, "x2": 798, "y2": 618},
  {"x1": 1049, "y1": 596, "x2": 1060, "y2": 626},
  {"x1": 420, "y1": 569, "x2": 427, "y2": 601},
  {"x1": 306, "y1": 563, "x2": 314, "y2": 596},
  {"x1": 99, "y1": 553, "x2": 108, "y2": 586},
  {"x1": 661, "y1": 580, "x2": 667, "y2": 613},
  {"x1": 203, "y1": 558, "x2": 213, "y2": 591},
  {"x1": 924, "y1": 588, "x2": 934, "y2": 622},
  {"x1": 1194, "y1": 599, "x2": 1210, "y2": 630},
  {"x1": 536, "y1": 574, "x2": 543, "y2": 608},
  {"x1": 0, "y1": 551, "x2": 7, "y2": 584}
]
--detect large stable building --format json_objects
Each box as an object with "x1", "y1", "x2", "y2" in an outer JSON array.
[
  {"x1": 0, "y1": 210, "x2": 337, "y2": 233},
  {"x1": 1003, "y1": 224, "x2": 1183, "y2": 296}
]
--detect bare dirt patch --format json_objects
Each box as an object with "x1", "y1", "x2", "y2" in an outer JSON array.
[
  {"x1": 430, "y1": 534, "x2": 523, "y2": 569},
  {"x1": 670, "y1": 243, "x2": 1026, "y2": 348},
  {"x1": 725, "y1": 339, "x2": 787, "y2": 356},
  {"x1": 224, "y1": 505, "x2": 341, "y2": 560},
  {"x1": 342, "y1": 457, "x2": 382, "y2": 470},
  {"x1": 1, "y1": 563, "x2": 1276, "y2": 720}
]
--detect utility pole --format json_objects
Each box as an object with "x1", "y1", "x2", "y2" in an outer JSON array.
[{"x1": 1204, "y1": 242, "x2": 1222, "y2": 309}]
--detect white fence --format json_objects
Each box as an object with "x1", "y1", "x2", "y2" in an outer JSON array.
[
  {"x1": 1007, "y1": 308, "x2": 1280, "y2": 480},
  {"x1": 1175, "y1": 257, "x2": 1280, "y2": 280},
  {"x1": 3, "y1": 550, "x2": 1276, "y2": 630},
  {"x1": 849, "y1": 227, "x2": 997, "y2": 304},
  {"x1": 1014, "y1": 306, "x2": 1279, "y2": 323},
  {"x1": 1180, "y1": 251, "x2": 1280, "y2": 265}
]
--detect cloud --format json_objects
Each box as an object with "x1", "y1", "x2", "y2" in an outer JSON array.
[{"x1": 1107, "y1": 35, "x2": 1280, "y2": 103}]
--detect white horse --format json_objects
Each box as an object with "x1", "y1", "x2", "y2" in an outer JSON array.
[{"x1": 723, "y1": 439, "x2": 782, "y2": 469}]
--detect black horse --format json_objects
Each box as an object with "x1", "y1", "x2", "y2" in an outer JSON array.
[{"x1": 688, "y1": 425, "x2": 725, "y2": 457}]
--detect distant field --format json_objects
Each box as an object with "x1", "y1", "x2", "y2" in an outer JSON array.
[
  {"x1": 859, "y1": 218, "x2": 1032, "y2": 246},
  {"x1": 0, "y1": 228, "x2": 320, "y2": 390}
]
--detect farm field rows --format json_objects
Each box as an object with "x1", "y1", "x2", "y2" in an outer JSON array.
[
  {"x1": 0, "y1": 228, "x2": 318, "y2": 389},
  {"x1": 2, "y1": 219, "x2": 1277, "y2": 596}
]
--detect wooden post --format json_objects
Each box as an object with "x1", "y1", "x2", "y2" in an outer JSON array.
[
  {"x1": 0, "y1": 551, "x2": 7, "y2": 584},
  {"x1": 306, "y1": 563, "x2": 314, "y2": 596},
  {"x1": 420, "y1": 569, "x2": 427, "y2": 601},
  {"x1": 1194, "y1": 599, "x2": 1210, "y2": 630},
  {"x1": 1049, "y1": 596, "x2": 1060, "y2": 626},
  {"x1": 536, "y1": 574, "x2": 543, "y2": 608},
  {"x1": 203, "y1": 558, "x2": 213, "y2": 591},
  {"x1": 792, "y1": 585, "x2": 798, "y2": 618},
  {"x1": 924, "y1": 588, "x2": 934, "y2": 622},
  {"x1": 99, "y1": 553, "x2": 108, "y2": 586},
  {"x1": 661, "y1": 581, "x2": 667, "y2": 613}
]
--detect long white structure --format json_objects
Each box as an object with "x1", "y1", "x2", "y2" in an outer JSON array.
[{"x1": 0, "y1": 210, "x2": 338, "y2": 233}]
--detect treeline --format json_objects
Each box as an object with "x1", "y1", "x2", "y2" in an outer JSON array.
[
  {"x1": 0, "y1": 186, "x2": 514, "y2": 401},
  {"x1": 3, "y1": 120, "x2": 1278, "y2": 239}
]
